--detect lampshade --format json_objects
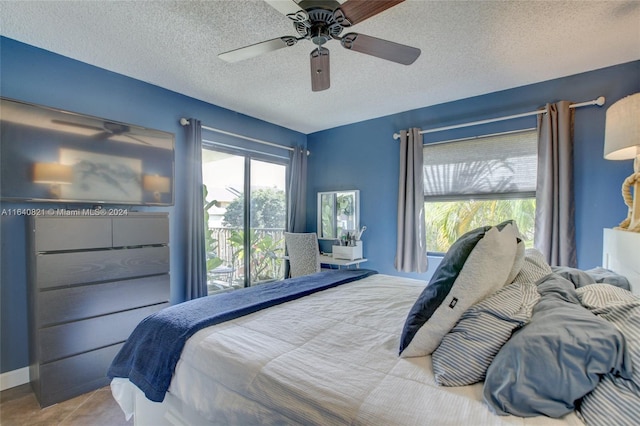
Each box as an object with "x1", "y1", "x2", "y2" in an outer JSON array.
[
  {"x1": 33, "y1": 163, "x2": 74, "y2": 184},
  {"x1": 143, "y1": 175, "x2": 170, "y2": 193},
  {"x1": 604, "y1": 93, "x2": 640, "y2": 160}
]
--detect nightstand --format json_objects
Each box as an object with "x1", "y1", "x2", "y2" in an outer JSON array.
[{"x1": 603, "y1": 228, "x2": 640, "y2": 295}]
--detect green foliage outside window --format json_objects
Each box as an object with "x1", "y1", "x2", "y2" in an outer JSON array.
[
  {"x1": 425, "y1": 198, "x2": 536, "y2": 253},
  {"x1": 223, "y1": 187, "x2": 286, "y2": 284},
  {"x1": 228, "y1": 229, "x2": 284, "y2": 283},
  {"x1": 223, "y1": 187, "x2": 286, "y2": 229}
]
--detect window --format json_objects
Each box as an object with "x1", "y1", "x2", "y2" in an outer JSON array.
[{"x1": 423, "y1": 130, "x2": 537, "y2": 253}]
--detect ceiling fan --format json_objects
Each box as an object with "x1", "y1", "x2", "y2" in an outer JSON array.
[
  {"x1": 51, "y1": 119, "x2": 151, "y2": 145},
  {"x1": 218, "y1": 0, "x2": 421, "y2": 91}
]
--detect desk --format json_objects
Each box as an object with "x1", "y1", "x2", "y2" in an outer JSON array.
[{"x1": 320, "y1": 254, "x2": 368, "y2": 269}]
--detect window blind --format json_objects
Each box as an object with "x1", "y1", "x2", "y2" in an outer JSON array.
[{"x1": 423, "y1": 130, "x2": 537, "y2": 200}]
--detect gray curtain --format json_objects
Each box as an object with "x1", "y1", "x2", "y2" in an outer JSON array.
[
  {"x1": 395, "y1": 128, "x2": 428, "y2": 273},
  {"x1": 184, "y1": 118, "x2": 208, "y2": 299},
  {"x1": 284, "y1": 146, "x2": 307, "y2": 278},
  {"x1": 287, "y1": 146, "x2": 307, "y2": 232},
  {"x1": 535, "y1": 101, "x2": 577, "y2": 267}
]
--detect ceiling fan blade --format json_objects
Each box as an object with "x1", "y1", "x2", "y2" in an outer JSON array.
[
  {"x1": 219, "y1": 36, "x2": 298, "y2": 63},
  {"x1": 90, "y1": 131, "x2": 112, "y2": 140},
  {"x1": 263, "y1": 0, "x2": 309, "y2": 23},
  {"x1": 124, "y1": 134, "x2": 152, "y2": 146},
  {"x1": 340, "y1": 33, "x2": 420, "y2": 65},
  {"x1": 334, "y1": 0, "x2": 404, "y2": 27},
  {"x1": 310, "y1": 47, "x2": 330, "y2": 92},
  {"x1": 51, "y1": 119, "x2": 105, "y2": 132}
]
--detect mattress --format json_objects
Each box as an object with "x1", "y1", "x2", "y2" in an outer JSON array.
[{"x1": 113, "y1": 274, "x2": 582, "y2": 425}]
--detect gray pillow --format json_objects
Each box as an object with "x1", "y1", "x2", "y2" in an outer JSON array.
[
  {"x1": 483, "y1": 274, "x2": 631, "y2": 418},
  {"x1": 552, "y1": 266, "x2": 631, "y2": 291},
  {"x1": 432, "y1": 280, "x2": 538, "y2": 386},
  {"x1": 585, "y1": 267, "x2": 631, "y2": 291}
]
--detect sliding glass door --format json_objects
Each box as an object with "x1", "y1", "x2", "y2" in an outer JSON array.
[
  {"x1": 249, "y1": 159, "x2": 287, "y2": 284},
  {"x1": 202, "y1": 148, "x2": 287, "y2": 293}
]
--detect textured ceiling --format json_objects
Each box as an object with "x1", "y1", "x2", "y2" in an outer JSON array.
[{"x1": 1, "y1": 1, "x2": 639, "y2": 134}]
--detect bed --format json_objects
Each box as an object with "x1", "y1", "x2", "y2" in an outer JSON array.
[{"x1": 109, "y1": 222, "x2": 639, "y2": 426}]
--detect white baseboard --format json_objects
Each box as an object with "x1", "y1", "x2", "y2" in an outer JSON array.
[{"x1": 0, "y1": 367, "x2": 29, "y2": 391}]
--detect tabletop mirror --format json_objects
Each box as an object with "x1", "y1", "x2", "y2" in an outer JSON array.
[{"x1": 317, "y1": 190, "x2": 359, "y2": 240}]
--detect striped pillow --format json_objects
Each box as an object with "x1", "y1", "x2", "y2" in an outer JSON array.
[
  {"x1": 432, "y1": 281, "x2": 539, "y2": 386},
  {"x1": 511, "y1": 248, "x2": 552, "y2": 285},
  {"x1": 576, "y1": 284, "x2": 640, "y2": 426}
]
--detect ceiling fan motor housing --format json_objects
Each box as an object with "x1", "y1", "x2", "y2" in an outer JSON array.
[{"x1": 294, "y1": 0, "x2": 343, "y2": 45}]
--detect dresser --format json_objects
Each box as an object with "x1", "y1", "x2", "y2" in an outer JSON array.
[
  {"x1": 603, "y1": 228, "x2": 640, "y2": 296},
  {"x1": 27, "y1": 213, "x2": 170, "y2": 407}
]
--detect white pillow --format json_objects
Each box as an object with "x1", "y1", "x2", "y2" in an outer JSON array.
[{"x1": 400, "y1": 223, "x2": 518, "y2": 357}]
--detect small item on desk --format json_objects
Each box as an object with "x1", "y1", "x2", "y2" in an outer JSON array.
[
  {"x1": 333, "y1": 240, "x2": 363, "y2": 260},
  {"x1": 356, "y1": 226, "x2": 367, "y2": 240}
]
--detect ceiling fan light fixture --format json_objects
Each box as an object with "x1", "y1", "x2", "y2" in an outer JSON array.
[{"x1": 310, "y1": 24, "x2": 330, "y2": 46}]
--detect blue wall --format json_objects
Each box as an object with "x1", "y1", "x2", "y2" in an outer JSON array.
[
  {"x1": 1, "y1": 35, "x2": 638, "y2": 376},
  {"x1": 307, "y1": 60, "x2": 640, "y2": 280},
  {"x1": 0, "y1": 37, "x2": 306, "y2": 374}
]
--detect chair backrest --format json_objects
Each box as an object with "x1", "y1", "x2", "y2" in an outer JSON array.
[{"x1": 284, "y1": 232, "x2": 321, "y2": 278}]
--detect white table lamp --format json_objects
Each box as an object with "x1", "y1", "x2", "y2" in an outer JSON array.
[
  {"x1": 604, "y1": 93, "x2": 640, "y2": 232},
  {"x1": 33, "y1": 162, "x2": 74, "y2": 198},
  {"x1": 143, "y1": 174, "x2": 171, "y2": 202}
]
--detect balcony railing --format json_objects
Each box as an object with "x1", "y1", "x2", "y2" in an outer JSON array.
[{"x1": 207, "y1": 227, "x2": 286, "y2": 293}]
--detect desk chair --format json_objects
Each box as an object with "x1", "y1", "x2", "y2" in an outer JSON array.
[{"x1": 284, "y1": 232, "x2": 321, "y2": 277}]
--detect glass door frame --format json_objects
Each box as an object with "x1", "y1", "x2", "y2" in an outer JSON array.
[{"x1": 202, "y1": 142, "x2": 290, "y2": 288}]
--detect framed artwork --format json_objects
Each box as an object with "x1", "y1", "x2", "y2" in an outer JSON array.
[{"x1": 60, "y1": 149, "x2": 143, "y2": 203}]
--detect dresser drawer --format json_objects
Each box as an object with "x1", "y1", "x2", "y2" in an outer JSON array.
[
  {"x1": 39, "y1": 303, "x2": 167, "y2": 363},
  {"x1": 36, "y1": 246, "x2": 170, "y2": 289},
  {"x1": 36, "y1": 343, "x2": 123, "y2": 407},
  {"x1": 39, "y1": 275, "x2": 170, "y2": 327},
  {"x1": 34, "y1": 217, "x2": 112, "y2": 252},
  {"x1": 113, "y1": 216, "x2": 169, "y2": 246}
]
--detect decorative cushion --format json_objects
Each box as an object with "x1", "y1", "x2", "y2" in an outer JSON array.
[
  {"x1": 511, "y1": 248, "x2": 552, "y2": 285},
  {"x1": 399, "y1": 221, "x2": 519, "y2": 358},
  {"x1": 483, "y1": 275, "x2": 631, "y2": 418},
  {"x1": 432, "y1": 280, "x2": 539, "y2": 386}
]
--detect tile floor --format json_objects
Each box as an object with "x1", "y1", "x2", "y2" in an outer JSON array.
[{"x1": 0, "y1": 384, "x2": 131, "y2": 426}]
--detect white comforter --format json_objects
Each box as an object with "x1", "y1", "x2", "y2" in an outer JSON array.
[{"x1": 142, "y1": 274, "x2": 581, "y2": 425}]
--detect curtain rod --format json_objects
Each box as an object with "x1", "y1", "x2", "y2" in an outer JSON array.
[
  {"x1": 180, "y1": 118, "x2": 308, "y2": 154},
  {"x1": 392, "y1": 96, "x2": 605, "y2": 140}
]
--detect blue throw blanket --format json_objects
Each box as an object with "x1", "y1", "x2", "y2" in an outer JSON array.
[{"x1": 108, "y1": 269, "x2": 377, "y2": 402}]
